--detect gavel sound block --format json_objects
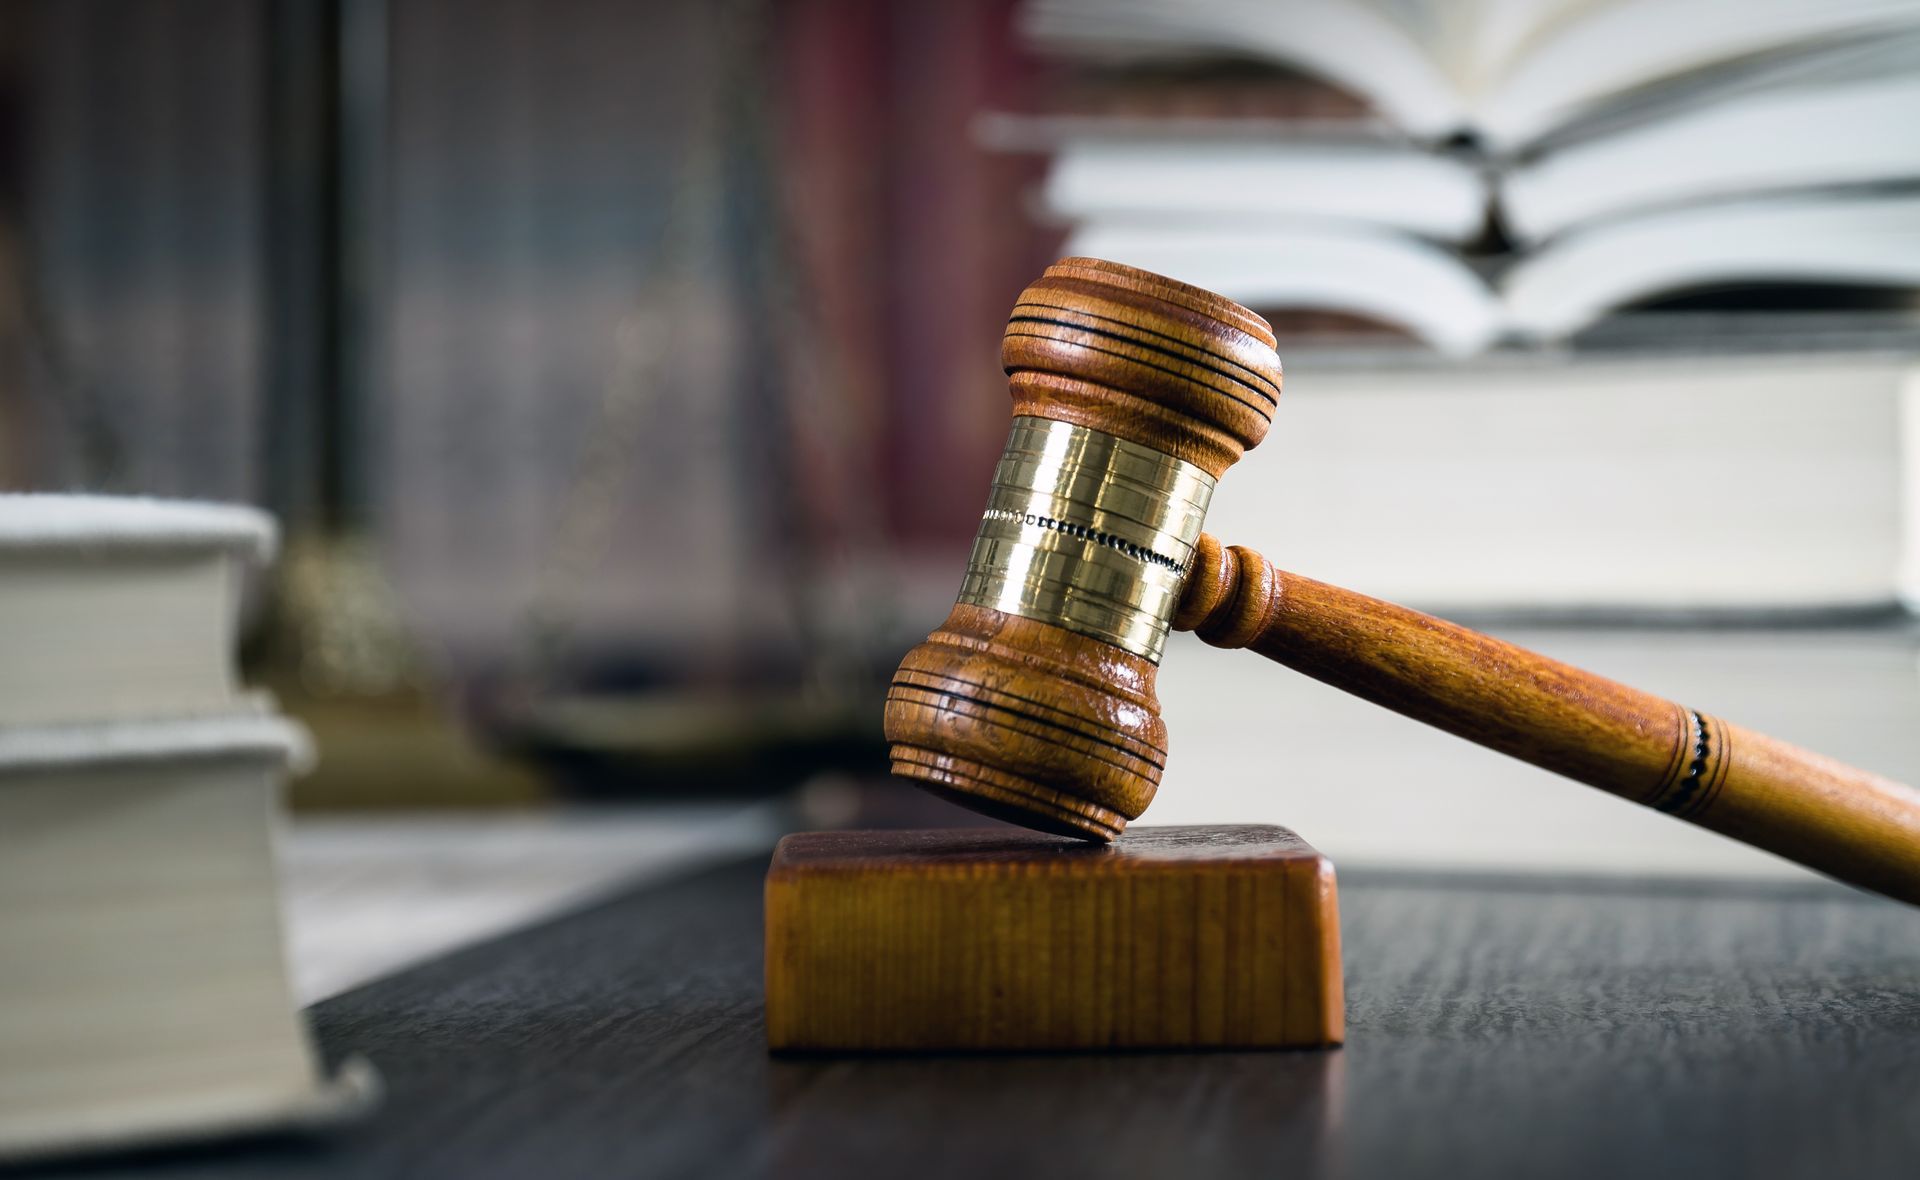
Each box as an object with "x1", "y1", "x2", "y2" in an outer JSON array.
[{"x1": 764, "y1": 825, "x2": 1343, "y2": 1051}]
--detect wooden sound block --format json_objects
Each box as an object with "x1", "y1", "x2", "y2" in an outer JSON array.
[{"x1": 764, "y1": 824, "x2": 1343, "y2": 1052}]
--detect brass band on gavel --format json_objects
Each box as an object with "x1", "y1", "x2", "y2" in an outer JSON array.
[{"x1": 957, "y1": 417, "x2": 1215, "y2": 663}]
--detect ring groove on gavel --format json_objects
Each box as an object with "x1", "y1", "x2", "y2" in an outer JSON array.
[{"x1": 884, "y1": 256, "x2": 1920, "y2": 905}]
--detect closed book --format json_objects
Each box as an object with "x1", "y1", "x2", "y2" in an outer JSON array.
[
  {"x1": 0, "y1": 495, "x2": 375, "y2": 1163},
  {"x1": 0, "y1": 716, "x2": 376, "y2": 1163}
]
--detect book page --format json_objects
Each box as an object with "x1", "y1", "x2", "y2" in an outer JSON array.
[
  {"x1": 1478, "y1": 0, "x2": 1920, "y2": 148},
  {"x1": 1506, "y1": 49, "x2": 1920, "y2": 240},
  {"x1": 1467, "y1": 0, "x2": 1609, "y2": 91},
  {"x1": 1500, "y1": 192, "x2": 1920, "y2": 340},
  {"x1": 1023, "y1": 0, "x2": 1469, "y2": 136},
  {"x1": 1065, "y1": 221, "x2": 1502, "y2": 355},
  {"x1": 1358, "y1": 0, "x2": 1474, "y2": 83}
]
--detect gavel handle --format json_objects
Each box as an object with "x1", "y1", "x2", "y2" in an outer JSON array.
[{"x1": 1173, "y1": 534, "x2": 1920, "y2": 905}]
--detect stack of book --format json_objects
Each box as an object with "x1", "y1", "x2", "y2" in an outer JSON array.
[
  {"x1": 0, "y1": 496, "x2": 373, "y2": 1164},
  {"x1": 1151, "y1": 348, "x2": 1920, "y2": 878},
  {"x1": 994, "y1": 0, "x2": 1920, "y2": 877},
  {"x1": 1015, "y1": 0, "x2": 1920, "y2": 355}
]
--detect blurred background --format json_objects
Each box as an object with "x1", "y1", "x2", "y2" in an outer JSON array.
[{"x1": 3, "y1": 0, "x2": 1919, "y2": 964}]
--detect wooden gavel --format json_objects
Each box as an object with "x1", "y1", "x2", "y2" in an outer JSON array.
[{"x1": 884, "y1": 257, "x2": 1920, "y2": 906}]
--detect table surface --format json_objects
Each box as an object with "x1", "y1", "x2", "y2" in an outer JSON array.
[{"x1": 39, "y1": 855, "x2": 1920, "y2": 1180}]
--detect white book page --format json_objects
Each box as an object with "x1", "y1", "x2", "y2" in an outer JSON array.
[
  {"x1": 1902, "y1": 371, "x2": 1920, "y2": 609},
  {"x1": 1501, "y1": 192, "x2": 1920, "y2": 341},
  {"x1": 1161, "y1": 352, "x2": 1919, "y2": 876},
  {"x1": 1476, "y1": 0, "x2": 1920, "y2": 148},
  {"x1": 1044, "y1": 138, "x2": 1487, "y2": 240},
  {"x1": 0, "y1": 553, "x2": 240, "y2": 726},
  {"x1": 1207, "y1": 355, "x2": 1912, "y2": 610},
  {"x1": 1464, "y1": 0, "x2": 1608, "y2": 92},
  {"x1": 1506, "y1": 71, "x2": 1920, "y2": 241},
  {"x1": 0, "y1": 761, "x2": 320, "y2": 1157},
  {"x1": 1023, "y1": 0, "x2": 1468, "y2": 136},
  {"x1": 1357, "y1": 0, "x2": 1474, "y2": 81},
  {"x1": 1505, "y1": 34, "x2": 1920, "y2": 238},
  {"x1": 1064, "y1": 220, "x2": 1502, "y2": 355},
  {"x1": 1159, "y1": 628, "x2": 1920, "y2": 878}
]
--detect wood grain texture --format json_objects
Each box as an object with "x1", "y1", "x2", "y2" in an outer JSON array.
[
  {"x1": 1176, "y1": 534, "x2": 1920, "y2": 906},
  {"x1": 884, "y1": 603, "x2": 1166, "y2": 840},
  {"x1": 763, "y1": 825, "x2": 1343, "y2": 1051},
  {"x1": 1003, "y1": 257, "x2": 1279, "y2": 478},
  {"x1": 104, "y1": 856, "x2": 1920, "y2": 1180}
]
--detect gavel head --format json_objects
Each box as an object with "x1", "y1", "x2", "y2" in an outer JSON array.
[{"x1": 883, "y1": 257, "x2": 1282, "y2": 840}]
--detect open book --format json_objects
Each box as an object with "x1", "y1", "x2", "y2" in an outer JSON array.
[
  {"x1": 1021, "y1": 2, "x2": 1920, "y2": 352},
  {"x1": 1023, "y1": 0, "x2": 1920, "y2": 150},
  {"x1": 1036, "y1": 33, "x2": 1920, "y2": 246},
  {"x1": 1070, "y1": 192, "x2": 1920, "y2": 355}
]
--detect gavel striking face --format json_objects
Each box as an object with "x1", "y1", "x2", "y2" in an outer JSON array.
[{"x1": 885, "y1": 257, "x2": 1920, "y2": 905}]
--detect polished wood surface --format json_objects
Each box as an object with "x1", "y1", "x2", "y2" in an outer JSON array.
[
  {"x1": 121, "y1": 856, "x2": 1920, "y2": 1179},
  {"x1": 1176, "y1": 535, "x2": 1920, "y2": 906},
  {"x1": 764, "y1": 825, "x2": 1343, "y2": 1051},
  {"x1": 1003, "y1": 256, "x2": 1279, "y2": 478},
  {"x1": 885, "y1": 603, "x2": 1166, "y2": 840}
]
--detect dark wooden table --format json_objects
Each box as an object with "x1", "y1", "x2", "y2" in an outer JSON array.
[{"x1": 36, "y1": 858, "x2": 1920, "y2": 1179}]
